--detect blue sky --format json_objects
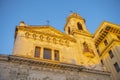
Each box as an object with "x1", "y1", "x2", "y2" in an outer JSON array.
[{"x1": 0, "y1": 0, "x2": 120, "y2": 54}]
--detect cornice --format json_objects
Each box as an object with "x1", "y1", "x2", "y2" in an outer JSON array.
[
  {"x1": 14, "y1": 26, "x2": 77, "y2": 47},
  {"x1": 9, "y1": 55, "x2": 84, "y2": 71},
  {"x1": 94, "y1": 21, "x2": 120, "y2": 47},
  {"x1": 94, "y1": 21, "x2": 118, "y2": 36},
  {"x1": 73, "y1": 30, "x2": 93, "y2": 37},
  {"x1": 0, "y1": 55, "x2": 110, "y2": 75},
  {"x1": 16, "y1": 26, "x2": 76, "y2": 43},
  {"x1": 20, "y1": 25, "x2": 64, "y2": 35}
]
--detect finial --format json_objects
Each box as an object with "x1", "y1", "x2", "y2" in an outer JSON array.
[
  {"x1": 19, "y1": 21, "x2": 28, "y2": 26},
  {"x1": 20, "y1": 21, "x2": 25, "y2": 26},
  {"x1": 46, "y1": 20, "x2": 50, "y2": 25},
  {"x1": 70, "y1": 11, "x2": 73, "y2": 13}
]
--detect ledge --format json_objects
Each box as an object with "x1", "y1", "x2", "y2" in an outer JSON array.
[{"x1": 0, "y1": 54, "x2": 110, "y2": 75}]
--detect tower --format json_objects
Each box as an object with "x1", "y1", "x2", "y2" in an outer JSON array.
[
  {"x1": 64, "y1": 13, "x2": 90, "y2": 35},
  {"x1": 64, "y1": 13, "x2": 101, "y2": 70}
]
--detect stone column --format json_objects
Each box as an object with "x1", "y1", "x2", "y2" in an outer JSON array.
[
  {"x1": 52, "y1": 49, "x2": 54, "y2": 60},
  {"x1": 40, "y1": 47, "x2": 44, "y2": 59}
]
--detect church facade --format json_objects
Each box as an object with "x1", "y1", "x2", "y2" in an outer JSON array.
[{"x1": 0, "y1": 13, "x2": 119, "y2": 80}]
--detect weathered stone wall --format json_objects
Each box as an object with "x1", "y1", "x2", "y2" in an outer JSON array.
[{"x1": 0, "y1": 55, "x2": 111, "y2": 80}]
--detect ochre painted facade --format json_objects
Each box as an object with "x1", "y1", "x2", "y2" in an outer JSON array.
[
  {"x1": 0, "y1": 13, "x2": 120, "y2": 80},
  {"x1": 94, "y1": 21, "x2": 120, "y2": 80},
  {"x1": 13, "y1": 13, "x2": 102, "y2": 70}
]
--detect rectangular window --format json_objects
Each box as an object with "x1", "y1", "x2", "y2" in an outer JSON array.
[
  {"x1": 104, "y1": 39, "x2": 108, "y2": 46},
  {"x1": 117, "y1": 36, "x2": 120, "y2": 40},
  {"x1": 54, "y1": 50, "x2": 59, "y2": 61},
  {"x1": 108, "y1": 50, "x2": 114, "y2": 59},
  {"x1": 43, "y1": 48, "x2": 51, "y2": 60},
  {"x1": 114, "y1": 62, "x2": 120, "y2": 72},
  {"x1": 34, "y1": 46, "x2": 40, "y2": 58},
  {"x1": 101, "y1": 60, "x2": 104, "y2": 65},
  {"x1": 97, "y1": 49, "x2": 100, "y2": 56}
]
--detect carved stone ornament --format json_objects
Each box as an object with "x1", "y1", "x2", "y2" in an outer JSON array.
[
  {"x1": 24, "y1": 31, "x2": 69, "y2": 46},
  {"x1": 59, "y1": 39, "x2": 63, "y2": 45},
  {"x1": 39, "y1": 35, "x2": 43, "y2": 41},
  {"x1": 33, "y1": 34, "x2": 36, "y2": 40},
  {"x1": 65, "y1": 40, "x2": 69, "y2": 46},
  {"x1": 25, "y1": 32, "x2": 30, "y2": 38},
  {"x1": 53, "y1": 38, "x2": 57, "y2": 44},
  {"x1": 46, "y1": 36, "x2": 50, "y2": 42}
]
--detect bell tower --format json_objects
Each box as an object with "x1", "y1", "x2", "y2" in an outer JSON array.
[
  {"x1": 64, "y1": 13, "x2": 101, "y2": 70},
  {"x1": 64, "y1": 13, "x2": 91, "y2": 36}
]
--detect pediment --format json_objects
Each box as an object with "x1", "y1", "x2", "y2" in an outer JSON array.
[
  {"x1": 25, "y1": 26, "x2": 66, "y2": 37},
  {"x1": 16, "y1": 25, "x2": 76, "y2": 42}
]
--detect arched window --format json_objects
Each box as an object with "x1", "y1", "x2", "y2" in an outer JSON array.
[
  {"x1": 68, "y1": 27, "x2": 70, "y2": 34},
  {"x1": 77, "y1": 22, "x2": 83, "y2": 30},
  {"x1": 83, "y1": 42, "x2": 89, "y2": 52},
  {"x1": 83, "y1": 42, "x2": 95, "y2": 56}
]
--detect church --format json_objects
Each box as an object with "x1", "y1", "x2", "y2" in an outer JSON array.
[{"x1": 0, "y1": 13, "x2": 120, "y2": 80}]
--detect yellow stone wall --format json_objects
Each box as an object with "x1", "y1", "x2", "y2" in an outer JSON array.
[
  {"x1": 13, "y1": 27, "x2": 78, "y2": 64},
  {"x1": 13, "y1": 13, "x2": 103, "y2": 71},
  {"x1": 64, "y1": 13, "x2": 101, "y2": 69},
  {"x1": 94, "y1": 22, "x2": 120, "y2": 80}
]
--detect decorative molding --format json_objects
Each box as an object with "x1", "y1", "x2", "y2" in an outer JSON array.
[
  {"x1": 0, "y1": 54, "x2": 111, "y2": 80},
  {"x1": 0, "y1": 55, "x2": 110, "y2": 75},
  {"x1": 73, "y1": 30, "x2": 93, "y2": 37},
  {"x1": 94, "y1": 24, "x2": 120, "y2": 47},
  {"x1": 16, "y1": 26, "x2": 76, "y2": 43},
  {"x1": 24, "y1": 31, "x2": 70, "y2": 47}
]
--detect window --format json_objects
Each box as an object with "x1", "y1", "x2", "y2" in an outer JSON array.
[
  {"x1": 43, "y1": 48, "x2": 51, "y2": 60},
  {"x1": 34, "y1": 47, "x2": 60, "y2": 61},
  {"x1": 117, "y1": 36, "x2": 120, "y2": 40},
  {"x1": 101, "y1": 60, "x2": 104, "y2": 65},
  {"x1": 104, "y1": 39, "x2": 108, "y2": 46},
  {"x1": 54, "y1": 50, "x2": 59, "y2": 61},
  {"x1": 83, "y1": 42, "x2": 89, "y2": 52},
  {"x1": 114, "y1": 62, "x2": 120, "y2": 72},
  {"x1": 34, "y1": 46, "x2": 40, "y2": 58},
  {"x1": 77, "y1": 22, "x2": 83, "y2": 30},
  {"x1": 68, "y1": 27, "x2": 70, "y2": 34},
  {"x1": 97, "y1": 49, "x2": 100, "y2": 56},
  {"x1": 108, "y1": 50, "x2": 114, "y2": 59}
]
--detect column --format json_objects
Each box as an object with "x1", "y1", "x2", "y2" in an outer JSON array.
[
  {"x1": 40, "y1": 47, "x2": 43, "y2": 59},
  {"x1": 52, "y1": 49, "x2": 54, "y2": 60}
]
